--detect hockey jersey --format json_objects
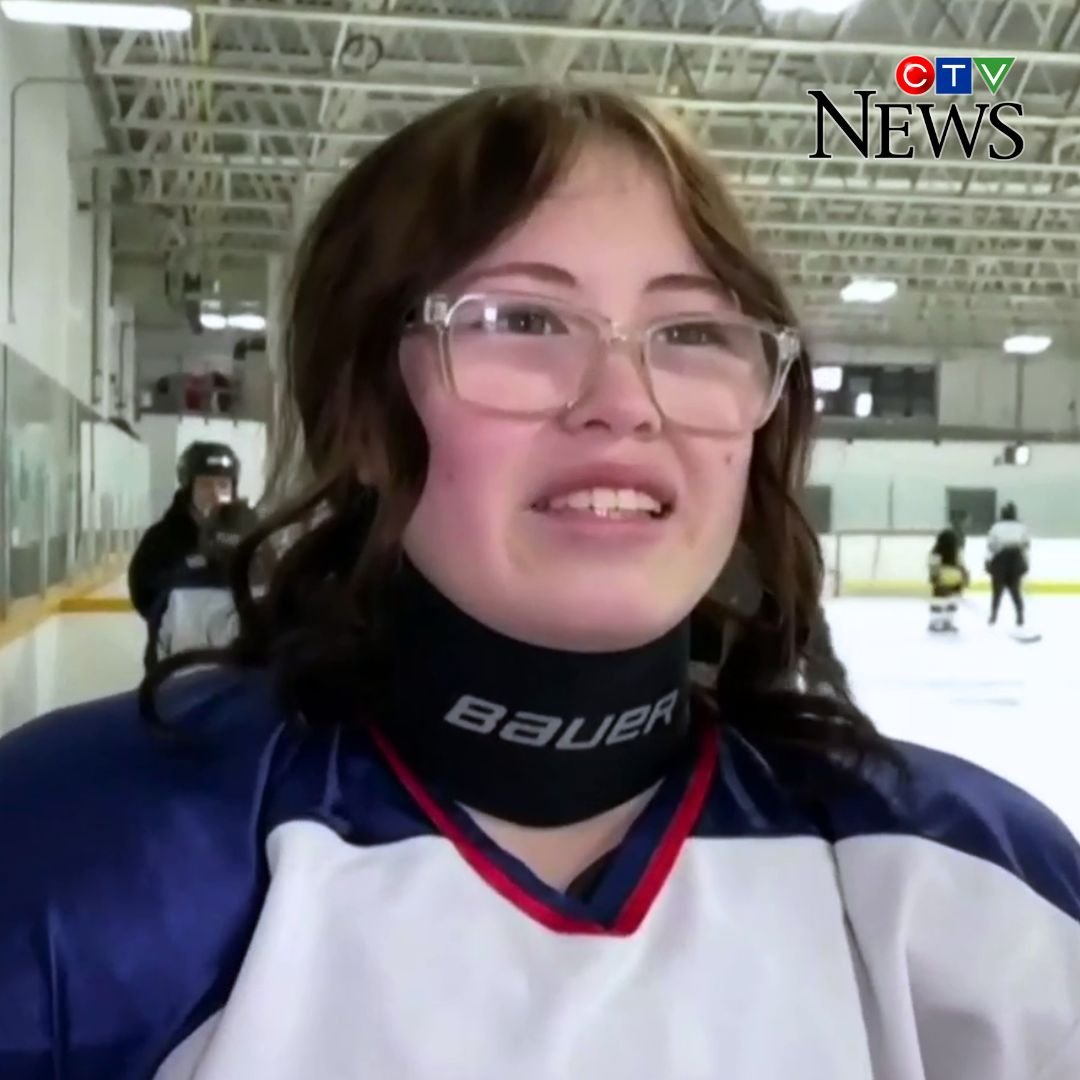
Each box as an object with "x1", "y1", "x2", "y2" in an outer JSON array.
[
  {"x1": 1, "y1": 671, "x2": 1078, "y2": 1079},
  {"x1": 149, "y1": 558, "x2": 243, "y2": 661},
  {"x1": 988, "y1": 520, "x2": 1031, "y2": 555}
]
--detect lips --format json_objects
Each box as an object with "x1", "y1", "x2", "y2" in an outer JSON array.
[{"x1": 529, "y1": 464, "x2": 677, "y2": 519}]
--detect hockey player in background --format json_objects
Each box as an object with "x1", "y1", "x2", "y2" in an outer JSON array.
[
  {"x1": 928, "y1": 526, "x2": 969, "y2": 633},
  {"x1": 986, "y1": 501, "x2": 1030, "y2": 628},
  {"x1": 149, "y1": 499, "x2": 264, "y2": 663},
  {"x1": 128, "y1": 441, "x2": 240, "y2": 623}
]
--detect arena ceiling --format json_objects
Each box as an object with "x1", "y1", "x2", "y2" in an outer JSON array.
[{"x1": 75, "y1": 0, "x2": 1080, "y2": 352}]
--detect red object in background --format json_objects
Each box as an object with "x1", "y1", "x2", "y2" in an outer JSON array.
[
  {"x1": 184, "y1": 373, "x2": 211, "y2": 411},
  {"x1": 183, "y1": 371, "x2": 234, "y2": 412}
]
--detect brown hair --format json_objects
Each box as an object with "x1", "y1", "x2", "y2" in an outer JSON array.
[{"x1": 144, "y1": 85, "x2": 896, "y2": 778}]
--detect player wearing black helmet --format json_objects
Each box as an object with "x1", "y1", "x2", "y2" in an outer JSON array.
[{"x1": 127, "y1": 442, "x2": 240, "y2": 653}]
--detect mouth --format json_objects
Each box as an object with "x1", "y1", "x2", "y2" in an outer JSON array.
[{"x1": 530, "y1": 486, "x2": 674, "y2": 522}]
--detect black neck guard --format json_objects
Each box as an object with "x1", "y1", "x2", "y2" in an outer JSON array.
[{"x1": 378, "y1": 563, "x2": 694, "y2": 827}]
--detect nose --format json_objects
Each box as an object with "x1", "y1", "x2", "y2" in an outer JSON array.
[{"x1": 561, "y1": 338, "x2": 663, "y2": 438}]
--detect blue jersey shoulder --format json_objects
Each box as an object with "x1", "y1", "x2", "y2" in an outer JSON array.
[
  {"x1": 706, "y1": 727, "x2": 1080, "y2": 925},
  {"x1": 0, "y1": 670, "x2": 297, "y2": 1078},
  {"x1": 827, "y1": 739, "x2": 1080, "y2": 924},
  {"x1": 0, "y1": 668, "x2": 282, "y2": 809},
  {"x1": 0, "y1": 668, "x2": 295, "y2": 910}
]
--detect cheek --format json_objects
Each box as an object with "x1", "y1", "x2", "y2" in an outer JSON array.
[
  {"x1": 407, "y1": 400, "x2": 528, "y2": 544},
  {"x1": 689, "y1": 438, "x2": 752, "y2": 538},
  {"x1": 707, "y1": 440, "x2": 752, "y2": 497}
]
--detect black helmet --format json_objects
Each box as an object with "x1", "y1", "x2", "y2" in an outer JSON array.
[{"x1": 177, "y1": 441, "x2": 240, "y2": 490}]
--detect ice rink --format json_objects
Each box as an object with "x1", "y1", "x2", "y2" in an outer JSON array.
[{"x1": 827, "y1": 594, "x2": 1080, "y2": 838}]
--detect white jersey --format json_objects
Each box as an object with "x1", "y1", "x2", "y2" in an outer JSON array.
[
  {"x1": 1, "y1": 672, "x2": 1078, "y2": 1079},
  {"x1": 987, "y1": 519, "x2": 1030, "y2": 555},
  {"x1": 156, "y1": 586, "x2": 241, "y2": 658}
]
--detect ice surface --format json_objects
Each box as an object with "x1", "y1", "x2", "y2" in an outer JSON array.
[{"x1": 826, "y1": 594, "x2": 1080, "y2": 838}]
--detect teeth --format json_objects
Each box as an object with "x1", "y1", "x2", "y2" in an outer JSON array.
[{"x1": 545, "y1": 487, "x2": 665, "y2": 516}]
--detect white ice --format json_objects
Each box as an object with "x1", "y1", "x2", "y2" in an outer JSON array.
[{"x1": 826, "y1": 594, "x2": 1080, "y2": 839}]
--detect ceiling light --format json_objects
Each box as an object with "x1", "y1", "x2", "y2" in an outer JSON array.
[
  {"x1": 0, "y1": 0, "x2": 191, "y2": 29},
  {"x1": 812, "y1": 365, "x2": 843, "y2": 392},
  {"x1": 199, "y1": 312, "x2": 227, "y2": 331},
  {"x1": 1003, "y1": 333, "x2": 1051, "y2": 355},
  {"x1": 227, "y1": 312, "x2": 267, "y2": 332},
  {"x1": 840, "y1": 279, "x2": 898, "y2": 304},
  {"x1": 853, "y1": 391, "x2": 873, "y2": 418}
]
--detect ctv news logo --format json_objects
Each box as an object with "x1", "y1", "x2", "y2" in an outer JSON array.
[{"x1": 808, "y1": 55, "x2": 1023, "y2": 161}]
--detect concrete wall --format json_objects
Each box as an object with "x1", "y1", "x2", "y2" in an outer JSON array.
[
  {"x1": 0, "y1": 20, "x2": 130, "y2": 415},
  {"x1": 809, "y1": 437, "x2": 1080, "y2": 536}
]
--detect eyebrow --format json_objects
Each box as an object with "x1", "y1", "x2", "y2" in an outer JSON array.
[
  {"x1": 457, "y1": 261, "x2": 735, "y2": 302},
  {"x1": 458, "y1": 261, "x2": 577, "y2": 289}
]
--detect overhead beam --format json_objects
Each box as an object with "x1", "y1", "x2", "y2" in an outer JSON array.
[
  {"x1": 76, "y1": 147, "x2": 1080, "y2": 189},
  {"x1": 95, "y1": 62, "x2": 1080, "y2": 128},
  {"x1": 96, "y1": 192, "x2": 1080, "y2": 243},
  {"x1": 758, "y1": 220, "x2": 1080, "y2": 241},
  {"x1": 105, "y1": 118, "x2": 1080, "y2": 203},
  {"x1": 190, "y1": 4, "x2": 1080, "y2": 66},
  {"x1": 105, "y1": 119, "x2": 1080, "y2": 211}
]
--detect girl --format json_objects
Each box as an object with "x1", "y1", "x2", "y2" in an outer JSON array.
[
  {"x1": 927, "y1": 526, "x2": 969, "y2": 633},
  {"x1": 987, "y1": 501, "x2": 1031, "y2": 628},
  {"x1": 1, "y1": 87, "x2": 1077, "y2": 1079}
]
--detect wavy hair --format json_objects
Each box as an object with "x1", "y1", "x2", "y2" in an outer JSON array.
[{"x1": 142, "y1": 85, "x2": 899, "y2": 782}]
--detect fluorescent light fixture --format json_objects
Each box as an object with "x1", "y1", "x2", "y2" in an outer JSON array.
[
  {"x1": 227, "y1": 312, "x2": 267, "y2": 332},
  {"x1": 761, "y1": 0, "x2": 855, "y2": 12},
  {"x1": 0, "y1": 0, "x2": 191, "y2": 29},
  {"x1": 2, "y1": 0, "x2": 192, "y2": 28},
  {"x1": 199, "y1": 312, "x2": 227, "y2": 331},
  {"x1": 840, "y1": 278, "x2": 898, "y2": 304},
  {"x1": 853, "y1": 391, "x2": 873, "y2": 418},
  {"x1": 812, "y1": 365, "x2": 843, "y2": 392},
  {"x1": 1003, "y1": 333, "x2": 1051, "y2": 355}
]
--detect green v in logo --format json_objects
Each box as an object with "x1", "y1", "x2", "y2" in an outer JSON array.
[{"x1": 974, "y1": 57, "x2": 1016, "y2": 94}]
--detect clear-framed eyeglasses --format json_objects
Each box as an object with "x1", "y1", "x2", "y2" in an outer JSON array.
[{"x1": 412, "y1": 291, "x2": 801, "y2": 435}]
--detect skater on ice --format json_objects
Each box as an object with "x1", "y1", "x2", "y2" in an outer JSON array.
[
  {"x1": 928, "y1": 527, "x2": 969, "y2": 633},
  {"x1": 986, "y1": 501, "x2": 1030, "y2": 629}
]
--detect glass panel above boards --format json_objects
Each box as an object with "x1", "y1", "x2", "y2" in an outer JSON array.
[{"x1": 0, "y1": 347, "x2": 150, "y2": 618}]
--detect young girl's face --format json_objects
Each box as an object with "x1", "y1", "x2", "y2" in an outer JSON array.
[{"x1": 399, "y1": 144, "x2": 758, "y2": 652}]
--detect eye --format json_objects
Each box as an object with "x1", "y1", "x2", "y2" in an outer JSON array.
[
  {"x1": 657, "y1": 321, "x2": 728, "y2": 348},
  {"x1": 486, "y1": 303, "x2": 568, "y2": 336}
]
